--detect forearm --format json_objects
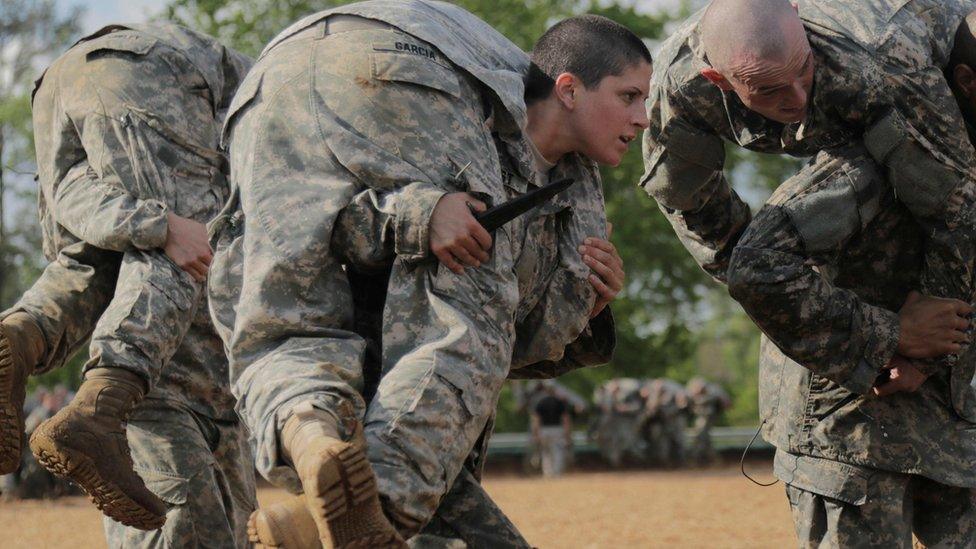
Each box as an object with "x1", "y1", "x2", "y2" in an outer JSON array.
[
  {"x1": 727, "y1": 209, "x2": 898, "y2": 394},
  {"x1": 656, "y1": 178, "x2": 752, "y2": 282},
  {"x1": 862, "y1": 64, "x2": 976, "y2": 372},
  {"x1": 53, "y1": 161, "x2": 169, "y2": 251},
  {"x1": 331, "y1": 181, "x2": 447, "y2": 268},
  {"x1": 509, "y1": 307, "x2": 614, "y2": 379}
]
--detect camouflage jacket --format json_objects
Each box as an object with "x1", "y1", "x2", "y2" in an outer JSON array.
[
  {"x1": 33, "y1": 23, "x2": 250, "y2": 260},
  {"x1": 728, "y1": 146, "x2": 976, "y2": 486},
  {"x1": 212, "y1": 1, "x2": 613, "y2": 388},
  {"x1": 32, "y1": 24, "x2": 251, "y2": 418},
  {"x1": 643, "y1": 0, "x2": 976, "y2": 386}
]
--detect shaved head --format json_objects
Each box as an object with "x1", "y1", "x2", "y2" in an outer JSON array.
[
  {"x1": 701, "y1": 0, "x2": 804, "y2": 74},
  {"x1": 698, "y1": 0, "x2": 813, "y2": 123}
]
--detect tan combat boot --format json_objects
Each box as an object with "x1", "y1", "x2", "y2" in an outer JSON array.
[
  {"x1": 280, "y1": 401, "x2": 405, "y2": 549},
  {"x1": 29, "y1": 367, "x2": 166, "y2": 530},
  {"x1": 248, "y1": 496, "x2": 320, "y2": 548},
  {"x1": 0, "y1": 313, "x2": 45, "y2": 474}
]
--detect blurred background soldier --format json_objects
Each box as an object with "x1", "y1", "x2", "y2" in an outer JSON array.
[
  {"x1": 641, "y1": 378, "x2": 689, "y2": 467},
  {"x1": 518, "y1": 380, "x2": 587, "y2": 473},
  {"x1": 530, "y1": 382, "x2": 574, "y2": 477},
  {"x1": 685, "y1": 377, "x2": 730, "y2": 466},
  {"x1": 591, "y1": 378, "x2": 646, "y2": 467}
]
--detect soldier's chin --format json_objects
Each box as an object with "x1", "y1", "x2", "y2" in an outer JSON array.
[{"x1": 777, "y1": 109, "x2": 806, "y2": 124}]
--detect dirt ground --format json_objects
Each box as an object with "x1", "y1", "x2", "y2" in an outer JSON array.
[{"x1": 0, "y1": 464, "x2": 796, "y2": 548}]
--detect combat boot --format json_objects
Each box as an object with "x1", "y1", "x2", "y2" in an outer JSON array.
[
  {"x1": 0, "y1": 312, "x2": 45, "y2": 474},
  {"x1": 248, "y1": 496, "x2": 320, "y2": 548},
  {"x1": 281, "y1": 401, "x2": 405, "y2": 549},
  {"x1": 29, "y1": 367, "x2": 167, "y2": 530}
]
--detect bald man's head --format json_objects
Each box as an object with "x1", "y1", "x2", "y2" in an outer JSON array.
[
  {"x1": 701, "y1": 0, "x2": 801, "y2": 72},
  {"x1": 699, "y1": 0, "x2": 814, "y2": 124}
]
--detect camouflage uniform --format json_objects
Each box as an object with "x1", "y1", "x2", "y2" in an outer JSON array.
[
  {"x1": 591, "y1": 378, "x2": 646, "y2": 467},
  {"x1": 210, "y1": 0, "x2": 612, "y2": 537},
  {"x1": 731, "y1": 147, "x2": 976, "y2": 547},
  {"x1": 684, "y1": 378, "x2": 728, "y2": 465},
  {"x1": 643, "y1": 0, "x2": 976, "y2": 543},
  {"x1": 642, "y1": 379, "x2": 688, "y2": 467},
  {"x1": 18, "y1": 25, "x2": 256, "y2": 546}
]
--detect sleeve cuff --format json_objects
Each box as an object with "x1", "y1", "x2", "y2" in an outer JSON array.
[
  {"x1": 393, "y1": 183, "x2": 447, "y2": 260},
  {"x1": 130, "y1": 200, "x2": 170, "y2": 250},
  {"x1": 839, "y1": 359, "x2": 884, "y2": 395},
  {"x1": 842, "y1": 306, "x2": 900, "y2": 394}
]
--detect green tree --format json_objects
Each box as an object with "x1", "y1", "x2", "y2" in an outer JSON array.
[{"x1": 0, "y1": 0, "x2": 85, "y2": 390}]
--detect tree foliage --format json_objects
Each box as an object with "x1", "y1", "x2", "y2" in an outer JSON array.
[{"x1": 0, "y1": 0, "x2": 85, "y2": 389}]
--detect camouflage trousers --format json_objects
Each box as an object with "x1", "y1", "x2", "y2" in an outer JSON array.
[
  {"x1": 537, "y1": 426, "x2": 569, "y2": 477},
  {"x1": 103, "y1": 398, "x2": 257, "y2": 548},
  {"x1": 411, "y1": 467, "x2": 529, "y2": 549},
  {"x1": 776, "y1": 451, "x2": 976, "y2": 548},
  {"x1": 3, "y1": 241, "x2": 202, "y2": 388}
]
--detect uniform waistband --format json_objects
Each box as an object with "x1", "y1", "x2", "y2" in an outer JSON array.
[{"x1": 285, "y1": 14, "x2": 397, "y2": 42}]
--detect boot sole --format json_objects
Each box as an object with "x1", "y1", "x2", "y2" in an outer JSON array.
[
  {"x1": 29, "y1": 431, "x2": 165, "y2": 530},
  {"x1": 305, "y1": 442, "x2": 405, "y2": 549},
  {"x1": 0, "y1": 328, "x2": 25, "y2": 475}
]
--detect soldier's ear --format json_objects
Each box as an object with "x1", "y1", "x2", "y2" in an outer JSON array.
[
  {"x1": 554, "y1": 72, "x2": 578, "y2": 110},
  {"x1": 700, "y1": 67, "x2": 733, "y2": 91},
  {"x1": 953, "y1": 64, "x2": 976, "y2": 98}
]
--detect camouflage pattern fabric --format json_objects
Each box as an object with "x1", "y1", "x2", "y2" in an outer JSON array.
[
  {"x1": 643, "y1": 0, "x2": 976, "y2": 483},
  {"x1": 777, "y1": 452, "x2": 976, "y2": 548},
  {"x1": 685, "y1": 378, "x2": 728, "y2": 464},
  {"x1": 591, "y1": 379, "x2": 647, "y2": 467},
  {"x1": 210, "y1": 2, "x2": 610, "y2": 536},
  {"x1": 9, "y1": 23, "x2": 251, "y2": 420},
  {"x1": 728, "y1": 146, "x2": 976, "y2": 487},
  {"x1": 103, "y1": 398, "x2": 257, "y2": 548},
  {"x1": 7, "y1": 22, "x2": 256, "y2": 539},
  {"x1": 642, "y1": 379, "x2": 687, "y2": 466}
]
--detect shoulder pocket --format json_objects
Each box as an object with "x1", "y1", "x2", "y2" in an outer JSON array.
[
  {"x1": 82, "y1": 32, "x2": 157, "y2": 60},
  {"x1": 781, "y1": 151, "x2": 884, "y2": 254},
  {"x1": 370, "y1": 49, "x2": 460, "y2": 98}
]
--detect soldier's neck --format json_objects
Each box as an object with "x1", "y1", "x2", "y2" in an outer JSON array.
[{"x1": 525, "y1": 99, "x2": 569, "y2": 165}]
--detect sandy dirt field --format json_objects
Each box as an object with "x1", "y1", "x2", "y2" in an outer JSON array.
[{"x1": 0, "y1": 465, "x2": 796, "y2": 548}]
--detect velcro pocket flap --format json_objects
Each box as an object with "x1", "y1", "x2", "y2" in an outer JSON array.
[
  {"x1": 370, "y1": 49, "x2": 460, "y2": 98},
  {"x1": 135, "y1": 468, "x2": 189, "y2": 506},
  {"x1": 785, "y1": 175, "x2": 860, "y2": 254},
  {"x1": 774, "y1": 452, "x2": 869, "y2": 506}
]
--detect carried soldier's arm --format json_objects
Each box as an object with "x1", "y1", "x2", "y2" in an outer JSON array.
[
  {"x1": 640, "y1": 86, "x2": 751, "y2": 282},
  {"x1": 726, "y1": 159, "x2": 901, "y2": 395}
]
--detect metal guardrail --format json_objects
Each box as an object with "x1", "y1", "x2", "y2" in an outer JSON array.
[{"x1": 488, "y1": 427, "x2": 773, "y2": 456}]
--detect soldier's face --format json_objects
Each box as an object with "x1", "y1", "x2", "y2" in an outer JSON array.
[
  {"x1": 725, "y1": 31, "x2": 815, "y2": 124},
  {"x1": 572, "y1": 61, "x2": 653, "y2": 166}
]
